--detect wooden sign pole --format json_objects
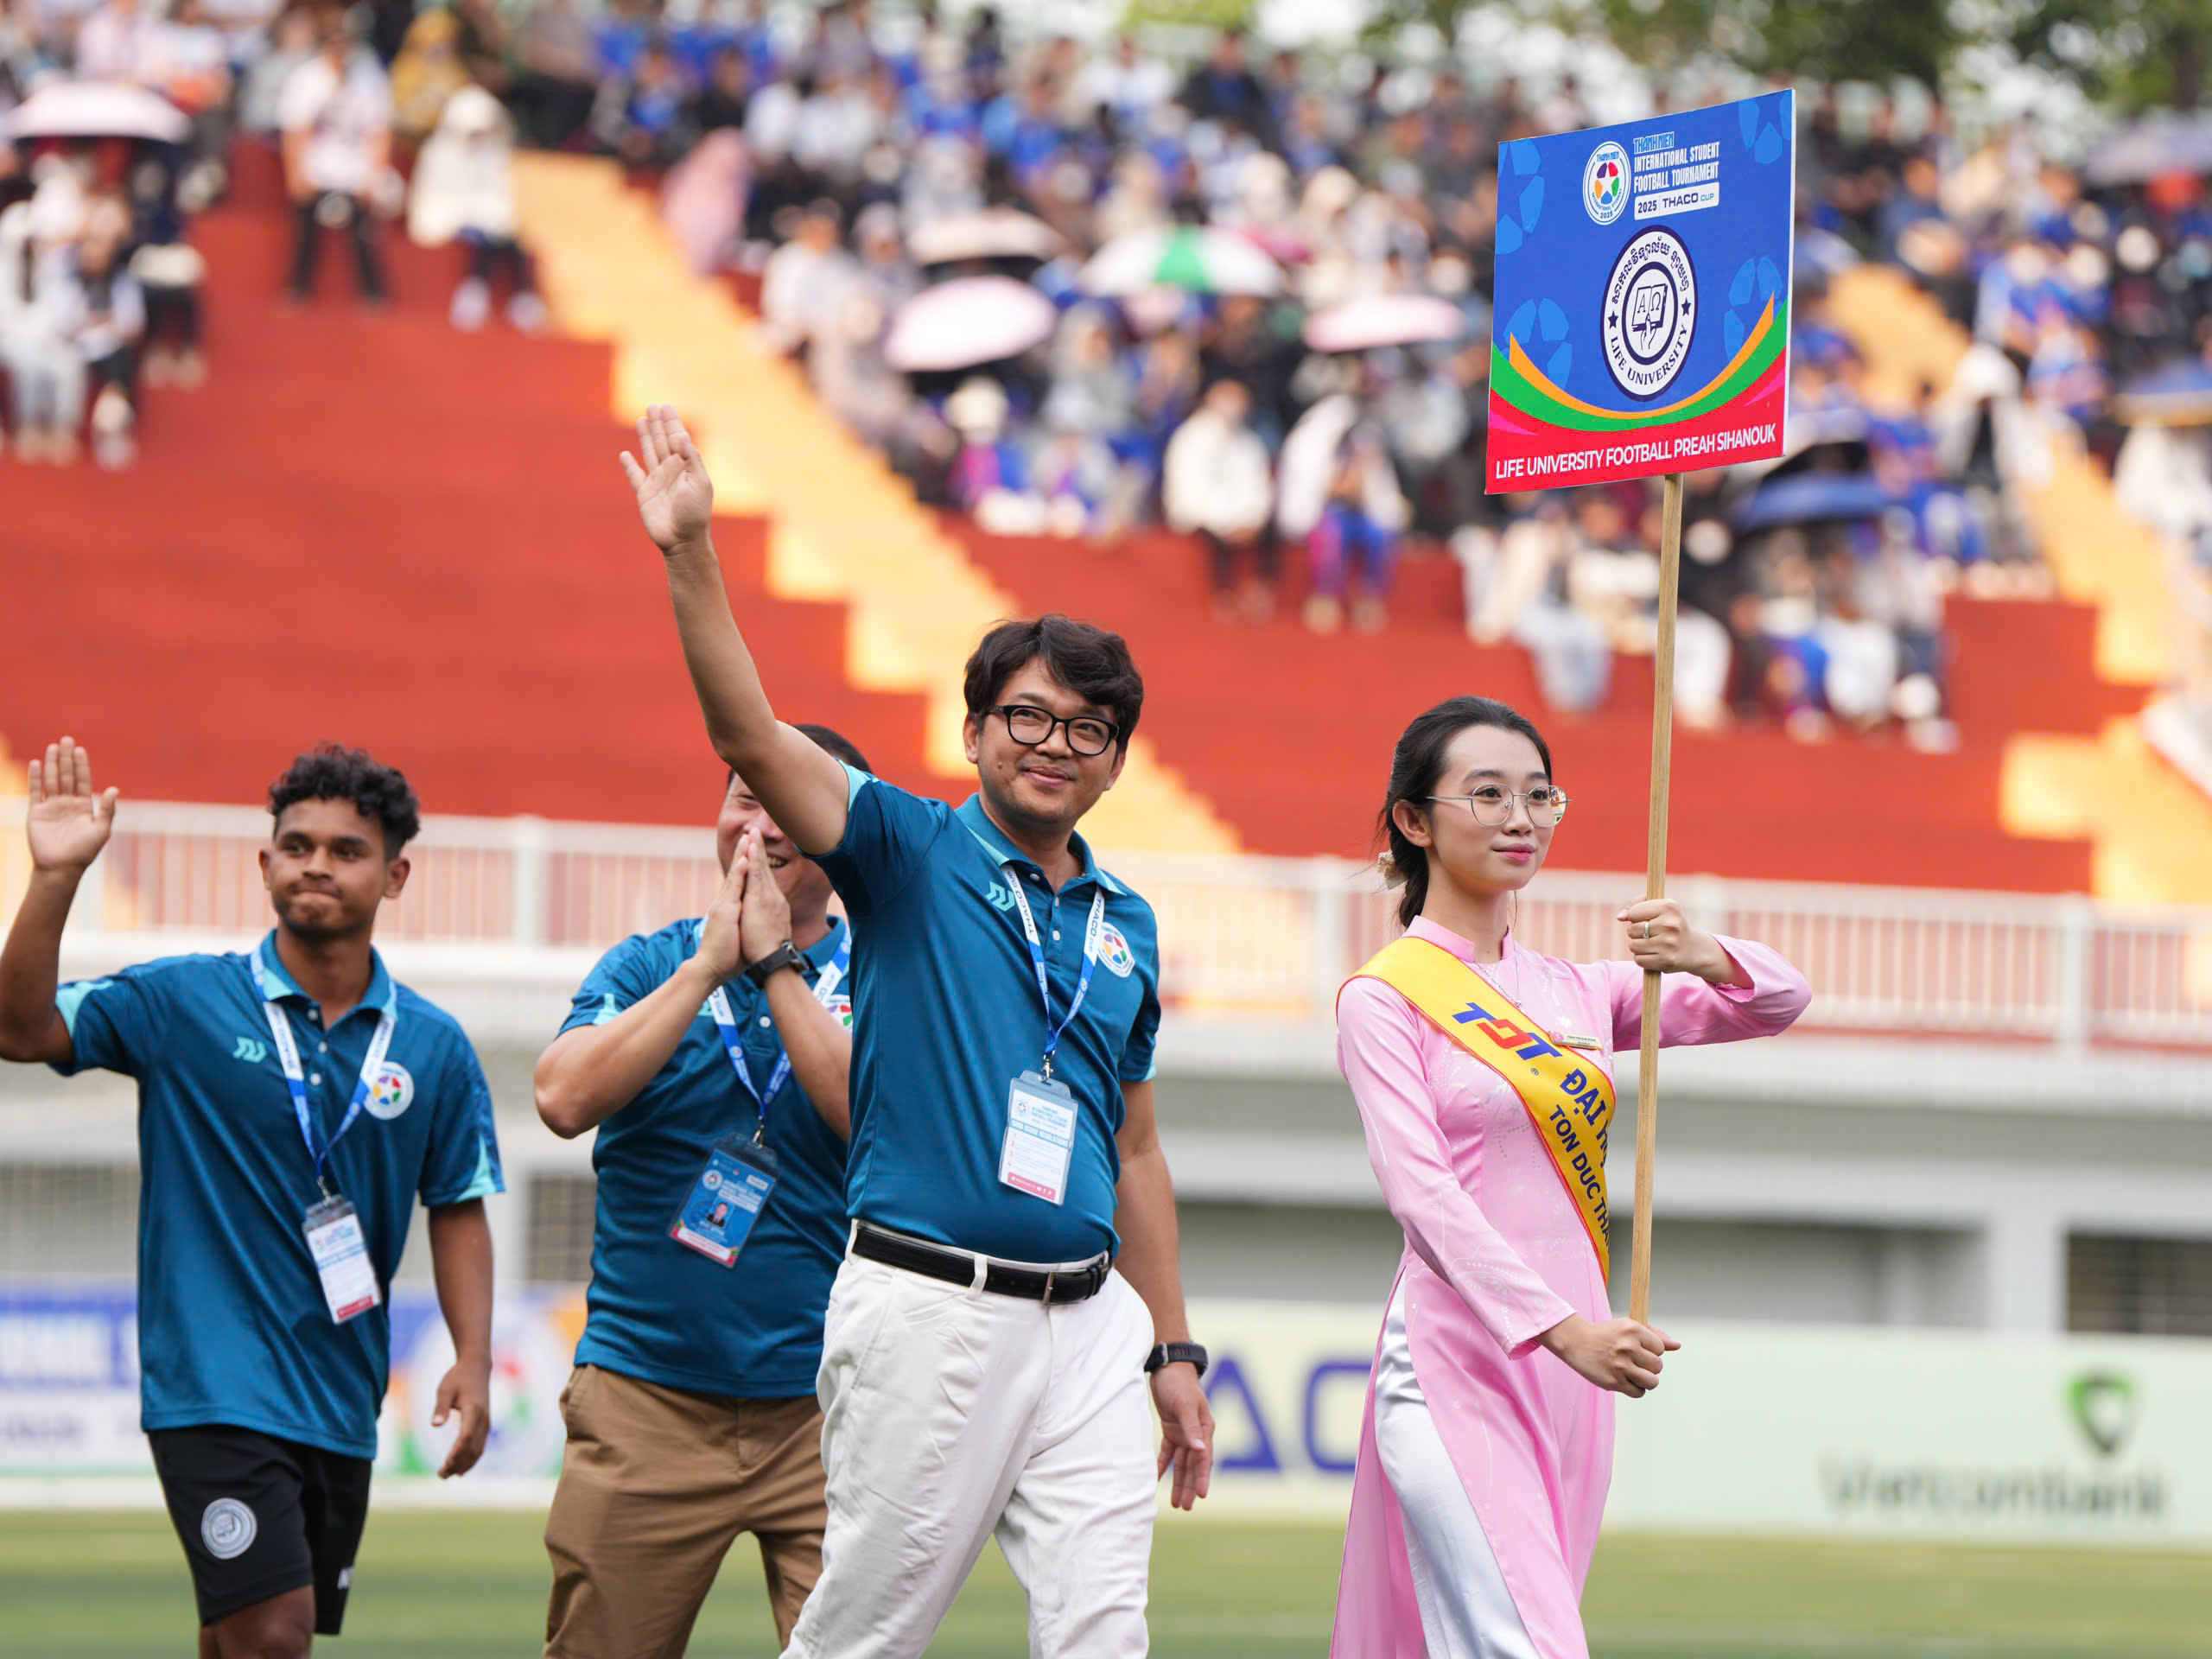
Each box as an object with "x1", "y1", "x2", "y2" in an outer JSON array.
[{"x1": 1629, "y1": 469, "x2": 1684, "y2": 1327}]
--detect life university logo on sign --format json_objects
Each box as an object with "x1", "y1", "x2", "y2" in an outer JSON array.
[{"x1": 1602, "y1": 226, "x2": 1697, "y2": 399}]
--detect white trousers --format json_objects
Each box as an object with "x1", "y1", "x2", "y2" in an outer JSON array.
[
  {"x1": 2, "y1": 335, "x2": 86, "y2": 431},
  {"x1": 780, "y1": 1243, "x2": 1158, "y2": 1659},
  {"x1": 1373, "y1": 1285, "x2": 1540, "y2": 1659}
]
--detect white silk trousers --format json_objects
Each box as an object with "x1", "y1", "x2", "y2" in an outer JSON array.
[{"x1": 1373, "y1": 1284, "x2": 1542, "y2": 1659}]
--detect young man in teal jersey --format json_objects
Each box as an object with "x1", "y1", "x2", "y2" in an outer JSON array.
[{"x1": 0, "y1": 739, "x2": 503, "y2": 1659}]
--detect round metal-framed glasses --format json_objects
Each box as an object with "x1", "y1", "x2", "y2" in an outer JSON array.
[{"x1": 1427, "y1": 786, "x2": 1571, "y2": 828}]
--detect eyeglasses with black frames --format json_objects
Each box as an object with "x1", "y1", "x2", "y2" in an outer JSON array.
[
  {"x1": 1426, "y1": 785, "x2": 1570, "y2": 828},
  {"x1": 990, "y1": 703, "x2": 1121, "y2": 758}
]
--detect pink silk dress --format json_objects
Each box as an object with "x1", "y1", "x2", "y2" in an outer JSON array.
[{"x1": 1330, "y1": 916, "x2": 1810, "y2": 1658}]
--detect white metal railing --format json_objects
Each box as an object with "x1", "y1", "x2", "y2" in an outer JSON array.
[{"x1": 3, "y1": 798, "x2": 2209, "y2": 1050}]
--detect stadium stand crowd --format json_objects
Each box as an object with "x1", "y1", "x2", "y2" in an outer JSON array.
[{"x1": 6, "y1": 0, "x2": 2212, "y2": 748}]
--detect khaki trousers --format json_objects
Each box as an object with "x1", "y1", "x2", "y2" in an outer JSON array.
[{"x1": 544, "y1": 1363, "x2": 829, "y2": 1657}]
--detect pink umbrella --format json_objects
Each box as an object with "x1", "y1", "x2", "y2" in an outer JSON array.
[
  {"x1": 884, "y1": 276, "x2": 1058, "y2": 372},
  {"x1": 659, "y1": 130, "x2": 749, "y2": 276},
  {"x1": 1302, "y1": 293, "x2": 1468, "y2": 353}
]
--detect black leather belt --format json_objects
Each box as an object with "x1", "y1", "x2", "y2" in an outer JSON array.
[{"x1": 852, "y1": 1223, "x2": 1111, "y2": 1305}]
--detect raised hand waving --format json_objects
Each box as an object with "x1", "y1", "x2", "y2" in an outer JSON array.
[
  {"x1": 619, "y1": 404, "x2": 715, "y2": 555},
  {"x1": 25, "y1": 737, "x2": 118, "y2": 875}
]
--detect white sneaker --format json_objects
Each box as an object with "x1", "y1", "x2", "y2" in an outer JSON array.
[
  {"x1": 90, "y1": 389, "x2": 134, "y2": 467},
  {"x1": 449, "y1": 277, "x2": 491, "y2": 332},
  {"x1": 506, "y1": 291, "x2": 549, "y2": 333}
]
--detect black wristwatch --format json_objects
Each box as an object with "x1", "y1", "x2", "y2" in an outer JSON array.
[
  {"x1": 741, "y1": 941, "x2": 806, "y2": 989},
  {"x1": 1143, "y1": 1341, "x2": 1209, "y2": 1379}
]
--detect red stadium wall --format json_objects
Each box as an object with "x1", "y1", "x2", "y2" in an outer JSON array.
[{"x1": 946, "y1": 522, "x2": 2133, "y2": 890}]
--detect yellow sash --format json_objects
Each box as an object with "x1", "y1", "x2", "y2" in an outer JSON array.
[{"x1": 1350, "y1": 937, "x2": 1616, "y2": 1278}]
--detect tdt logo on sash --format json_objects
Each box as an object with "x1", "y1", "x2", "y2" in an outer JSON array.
[{"x1": 1487, "y1": 92, "x2": 1796, "y2": 492}]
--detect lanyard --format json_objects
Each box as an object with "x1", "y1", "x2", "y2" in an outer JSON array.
[
  {"x1": 251, "y1": 953, "x2": 396, "y2": 1199},
  {"x1": 1002, "y1": 876, "x2": 1104, "y2": 1081},
  {"x1": 705, "y1": 931, "x2": 851, "y2": 1138}
]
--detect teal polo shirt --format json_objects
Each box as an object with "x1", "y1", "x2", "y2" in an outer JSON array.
[
  {"x1": 816, "y1": 772, "x2": 1161, "y2": 1262},
  {"x1": 557, "y1": 918, "x2": 850, "y2": 1398},
  {"x1": 52, "y1": 934, "x2": 505, "y2": 1459}
]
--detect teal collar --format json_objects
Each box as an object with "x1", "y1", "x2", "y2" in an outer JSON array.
[
  {"x1": 956, "y1": 795, "x2": 1123, "y2": 894},
  {"x1": 255, "y1": 931, "x2": 396, "y2": 1020}
]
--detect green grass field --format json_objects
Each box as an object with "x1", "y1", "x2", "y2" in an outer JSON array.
[{"x1": 2, "y1": 1511, "x2": 2204, "y2": 1656}]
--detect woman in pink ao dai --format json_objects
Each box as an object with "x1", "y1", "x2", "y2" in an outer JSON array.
[{"x1": 1332, "y1": 696, "x2": 1809, "y2": 1659}]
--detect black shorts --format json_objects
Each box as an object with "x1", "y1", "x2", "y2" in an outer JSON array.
[{"x1": 148, "y1": 1424, "x2": 372, "y2": 1634}]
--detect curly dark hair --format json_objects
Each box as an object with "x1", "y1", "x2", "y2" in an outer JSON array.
[{"x1": 268, "y1": 744, "x2": 422, "y2": 857}]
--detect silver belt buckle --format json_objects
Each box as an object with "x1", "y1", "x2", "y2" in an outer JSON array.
[{"x1": 1042, "y1": 1269, "x2": 1057, "y2": 1303}]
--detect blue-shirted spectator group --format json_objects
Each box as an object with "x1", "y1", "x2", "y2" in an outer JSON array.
[
  {"x1": 9, "y1": 0, "x2": 2211, "y2": 693},
  {"x1": 491, "y1": 3, "x2": 2164, "y2": 741}
]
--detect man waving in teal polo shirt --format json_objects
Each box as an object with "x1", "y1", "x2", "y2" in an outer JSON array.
[
  {"x1": 0, "y1": 739, "x2": 503, "y2": 1659},
  {"x1": 622, "y1": 406, "x2": 1212, "y2": 1658}
]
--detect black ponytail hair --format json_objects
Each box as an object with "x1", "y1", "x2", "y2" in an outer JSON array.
[{"x1": 1376, "y1": 696, "x2": 1555, "y2": 929}]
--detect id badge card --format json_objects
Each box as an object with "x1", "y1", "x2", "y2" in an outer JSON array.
[
  {"x1": 998, "y1": 1071, "x2": 1078, "y2": 1206},
  {"x1": 671, "y1": 1137, "x2": 779, "y2": 1267},
  {"x1": 303, "y1": 1194, "x2": 382, "y2": 1325}
]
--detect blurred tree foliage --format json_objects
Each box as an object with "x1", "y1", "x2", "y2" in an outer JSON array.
[
  {"x1": 2002, "y1": 0, "x2": 2206, "y2": 111},
  {"x1": 1351, "y1": 0, "x2": 2205, "y2": 111},
  {"x1": 1586, "y1": 0, "x2": 1961, "y2": 87},
  {"x1": 1352, "y1": 0, "x2": 1957, "y2": 85}
]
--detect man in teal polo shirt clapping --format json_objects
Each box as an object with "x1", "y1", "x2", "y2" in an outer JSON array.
[
  {"x1": 621, "y1": 407, "x2": 1212, "y2": 1658},
  {"x1": 533, "y1": 729, "x2": 868, "y2": 1656}
]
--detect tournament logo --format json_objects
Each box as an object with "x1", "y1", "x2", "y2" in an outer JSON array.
[
  {"x1": 200, "y1": 1497, "x2": 257, "y2": 1560},
  {"x1": 1601, "y1": 226, "x2": 1697, "y2": 399},
  {"x1": 365, "y1": 1062, "x2": 415, "y2": 1121},
  {"x1": 1097, "y1": 922, "x2": 1136, "y2": 979},
  {"x1": 701, "y1": 1169, "x2": 723, "y2": 1191},
  {"x1": 826, "y1": 993, "x2": 855, "y2": 1031},
  {"x1": 1582, "y1": 140, "x2": 1630, "y2": 226}
]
